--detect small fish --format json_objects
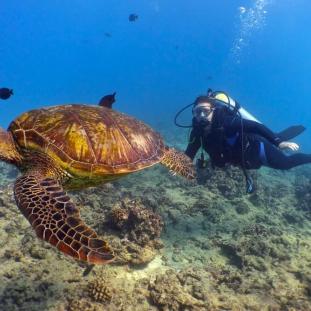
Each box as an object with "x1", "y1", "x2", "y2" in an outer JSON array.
[
  {"x1": 99, "y1": 92, "x2": 116, "y2": 108},
  {"x1": 104, "y1": 32, "x2": 112, "y2": 38},
  {"x1": 0, "y1": 88, "x2": 13, "y2": 100},
  {"x1": 128, "y1": 13, "x2": 138, "y2": 22}
]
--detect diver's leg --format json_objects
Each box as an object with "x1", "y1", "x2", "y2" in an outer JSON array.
[{"x1": 263, "y1": 140, "x2": 311, "y2": 170}]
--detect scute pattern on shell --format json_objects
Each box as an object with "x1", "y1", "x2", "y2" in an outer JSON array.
[{"x1": 8, "y1": 105, "x2": 165, "y2": 175}]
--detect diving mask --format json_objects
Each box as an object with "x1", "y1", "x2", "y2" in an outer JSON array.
[{"x1": 193, "y1": 104, "x2": 215, "y2": 123}]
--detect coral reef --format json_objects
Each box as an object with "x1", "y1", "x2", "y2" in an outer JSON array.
[
  {"x1": 197, "y1": 164, "x2": 255, "y2": 199},
  {"x1": 148, "y1": 270, "x2": 208, "y2": 311},
  {"x1": 102, "y1": 198, "x2": 165, "y2": 265},
  {"x1": 111, "y1": 238, "x2": 159, "y2": 265},
  {"x1": 0, "y1": 142, "x2": 311, "y2": 311},
  {"x1": 109, "y1": 198, "x2": 164, "y2": 247},
  {"x1": 214, "y1": 228, "x2": 293, "y2": 271},
  {"x1": 0, "y1": 162, "x2": 18, "y2": 186},
  {"x1": 295, "y1": 175, "x2": 311, "y2": 218},
  {"x1": 67, "y1": 300, "x2": 101, "y2": 311},
  {"x1": 87, "y1": 279, "x2": 113, "y2": 303}
]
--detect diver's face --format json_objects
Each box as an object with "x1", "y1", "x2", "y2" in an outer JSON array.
[{"x1": 193, "y1": 102, "x2": 214, "y2": 124}]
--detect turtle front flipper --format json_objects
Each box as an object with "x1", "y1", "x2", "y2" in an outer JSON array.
[
  {"x1": 14, "y1": 173, "x2": 115, "y2": 264},
  {"x1": 160, "y1": 147, "x2": 196, "y2": 180}
]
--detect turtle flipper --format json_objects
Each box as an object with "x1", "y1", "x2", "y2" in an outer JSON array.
[
  {"x1": 160, "y1": 147, "x2": 196, "y2": 180},
  {"x1": 14, "y1": 174, "x2": 115, "y2": 264}
]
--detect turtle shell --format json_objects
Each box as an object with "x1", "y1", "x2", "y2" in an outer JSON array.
[{"x1": 9, "y1": 105, "x2": 165, "y2": 177}]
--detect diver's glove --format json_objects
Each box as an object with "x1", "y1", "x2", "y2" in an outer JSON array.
[{"x1": 278, "y1": 141, "x2": 299, "y2": 151}]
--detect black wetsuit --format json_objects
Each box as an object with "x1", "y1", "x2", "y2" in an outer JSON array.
[{"x1": 185, "y1": 106, "x2": 311, "y2": 170}]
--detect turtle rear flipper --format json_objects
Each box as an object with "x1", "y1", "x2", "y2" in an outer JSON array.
[
  {"x1": 161, "y1": 147, "x2": 196, "y2": 180},
  {"x1": 14, "y1": 173, "x2": 114, "y2": 264}
]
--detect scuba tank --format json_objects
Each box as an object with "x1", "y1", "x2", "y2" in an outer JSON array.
[
  {"x1": 207, "y1": 89, "x2": 256, "y2": 193},
  {"x1": 208, "y1": 90, "x2": 261, "y2": 123},
  {"x1": 174, "y1": 89, "x2": 262, "y2": 128},
  {"x1": 208, "y1": 90, "x2": 306, "y2": 140}
]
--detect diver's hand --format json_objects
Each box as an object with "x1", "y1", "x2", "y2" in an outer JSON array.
[{"x1": 278, "y1": 141, "x2": 300, "y2": 151}]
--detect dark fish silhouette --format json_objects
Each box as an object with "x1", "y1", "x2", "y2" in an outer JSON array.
[
  {"x1": 99, "y1": 92, "x2": 116, "y2": 108},
  {"x1": 0, "y1": 88, "x2": 13, "y2": 100},
  {"x1": 129, "y1": 13, "x2": 138, "y2": 22},
  {"x1": 104, "y1": 32, "x2": 112, "y2": 38}
]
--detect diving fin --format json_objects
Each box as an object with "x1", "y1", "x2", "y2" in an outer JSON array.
[{"x1": 277, "y1": 125, "x2": 306, "y2": 141}]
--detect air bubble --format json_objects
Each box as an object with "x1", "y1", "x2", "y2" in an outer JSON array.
[{"x1": 230, "y1": 0, "x2": 273, "y2": 64}]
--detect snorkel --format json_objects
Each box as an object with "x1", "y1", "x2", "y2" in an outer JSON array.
[{"x1": 174, "y1": 102, "x2": 194, "y2": 128}]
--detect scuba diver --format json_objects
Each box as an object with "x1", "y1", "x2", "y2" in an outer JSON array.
[{"x1": 175, "y1": 89, "x2": 310, "y2": 193}]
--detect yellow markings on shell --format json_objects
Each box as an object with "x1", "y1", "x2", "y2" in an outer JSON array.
[
  {"x1": 93, "y1": 122, "x2": 107, "y2": 160},
  {"x1": 114, "y1": 129, "x2": 130, "y2": 162},
  {"x1": 130, "y1": 133, "x2": 151, "y2": 154},
  {"x1": 99, "y1": 127, "x2": 130, "y2": 164},
  {"x1": 64, "y1": 123, "x2": 89, "y2": 161},
  {"x1": 41, "y1": 113, "x2": 63, "y2": 128},
  {"x1": 16, "y1": 112, "x2": 31, "y2": 124}
]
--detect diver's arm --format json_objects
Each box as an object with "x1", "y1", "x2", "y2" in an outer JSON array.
[
  {"x1": 227, "y1": 116, "x2": 282, "y2": 146},
  {"x1": 243, "y1": 119, "x2": 282, "y2": 145},
  {"x1": 185, "y1": 130, "x2": 201, "y2": 160}
]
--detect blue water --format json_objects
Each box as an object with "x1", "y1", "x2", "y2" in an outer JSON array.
[{"x1": 1, "y1": 0, "x2": 311, "y2": 151}]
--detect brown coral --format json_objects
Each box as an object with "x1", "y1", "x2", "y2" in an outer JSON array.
[
  {"x1": 295, "y1": 177, "x2": 311, "y2": 218},
  {"x1": 110, "y1": 207, "x2": 129, "y2": 229},
  {"x1": 109, "y1": 198, "x2": 163, "y2": 246},
  {"x1": 148, "y1": 270, "x2": 208, "y2": 311},
  {"x1": 198, "y1": 165, "x2": 252, "y2": 198},
  {"x1": 87, "y1": 279, "x2": 113, "y2": 304},
  {"x1": 67, "y1": 299, "x2": 101, "y2": 311},
  {"x1": 115, "y1": 240, "x2": 157, "y2": 265}
]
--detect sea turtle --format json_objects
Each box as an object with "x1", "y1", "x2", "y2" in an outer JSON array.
[{"x1": 0, "y1": 103, "x2": 195, "y2": 264}]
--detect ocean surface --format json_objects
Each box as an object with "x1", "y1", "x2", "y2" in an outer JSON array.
[{"x1": 0, "y1": 1, "x2": 311, "y2": 310}]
